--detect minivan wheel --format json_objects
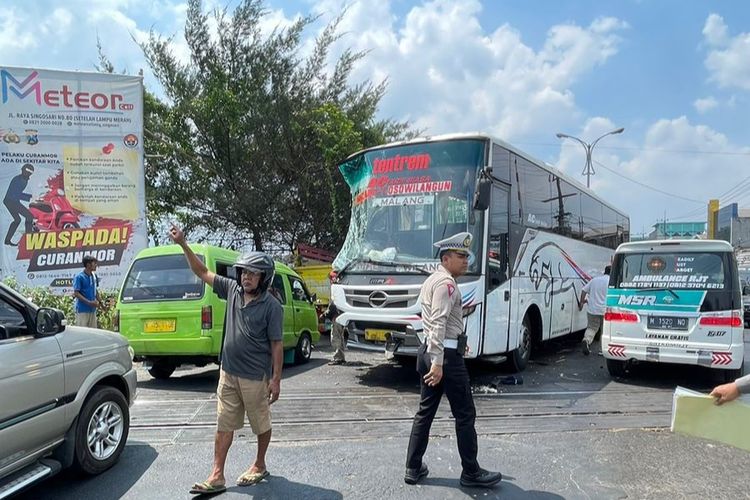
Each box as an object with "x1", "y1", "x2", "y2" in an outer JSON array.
[
  {"x1": 148, "y1": 361, "x2": 175, "y2": 379},
  {"x1": 722, "y1": 366, "x2": 744, "y2": 384},
  {"x1": 73, "y1": 386, "x2": 129, "y2": 475},
  {"x1": 295, "y1": 333, "x2": 312, "y2": 364},
  {"x1": 606, "y1": 358, "x2": 628, "y2": 378}
]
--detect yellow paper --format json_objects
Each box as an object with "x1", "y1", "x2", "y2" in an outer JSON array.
[
  {"x1": 63, "y1": 145, "x2": 140, "y2": 220},
  {"x1": 671, "y1": 386, "x2": 750, "y2": 451}
]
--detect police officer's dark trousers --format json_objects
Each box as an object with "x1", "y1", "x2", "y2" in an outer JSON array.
[{"x1": 405, "y1": 343, "x2": 480, "y2": 474}]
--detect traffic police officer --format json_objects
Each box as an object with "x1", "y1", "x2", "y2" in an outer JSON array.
[{"x1": 404, "y1": 232, "x2": 503, "y2": 488}]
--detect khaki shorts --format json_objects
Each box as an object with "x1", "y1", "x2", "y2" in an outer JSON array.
[{"x1": 216, "y1": 369, "x2": 272, "y2": 435}]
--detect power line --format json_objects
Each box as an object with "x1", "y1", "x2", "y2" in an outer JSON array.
[
  {"x1": 719, "y1": 177, "x2": 750, "y2": 204},
  {"x1": 592, "y1": 160, "x2": 704, "y2": 204}
]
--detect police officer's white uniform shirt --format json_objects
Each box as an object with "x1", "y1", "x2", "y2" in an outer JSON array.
[
  {"x1": 421, "y1": 264, "x2": 463, "y2": 366},
  {"x1": 582, "y1": 274, "x2": 609, "y2": 316}
]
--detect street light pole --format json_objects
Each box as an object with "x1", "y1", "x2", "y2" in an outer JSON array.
[{"x1": 556, "y1": 127, "x2": 624, "y2": 188}]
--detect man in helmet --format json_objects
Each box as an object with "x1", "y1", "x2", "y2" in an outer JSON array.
[
  {"x1": 169, "y1": 225, "x2": 283, "y2": 495},
  {"x1": 3, "y1": 163, "x2": 35, "y2": 246}
]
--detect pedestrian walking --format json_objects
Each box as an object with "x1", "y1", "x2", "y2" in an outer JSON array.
[
  {"x1": 710, "y1": 373, "x2": 750, "y2": 405},
  {"x1": 168, "y1": 226, "x2": 283, "y2": 495},
  {"x1": 73, "y1": 255, "x2": 100, "y2": 328},
  {"x1": 324, "y1": 302, "x2": 347, "y2": 365},
  {"x1": 404, "y1": 232, "x2": 502, "y2": 488},
  {"x1": 578, "y1": 265, "x2": 611, "y2": 355}
]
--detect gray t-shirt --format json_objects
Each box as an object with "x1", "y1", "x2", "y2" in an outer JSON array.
[{"x1": 212, "y1": 275, "x2": 283, "y2": 381}]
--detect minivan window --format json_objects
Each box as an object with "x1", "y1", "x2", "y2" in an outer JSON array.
[
  {"x1": 611, "y1": 251, "x2": 739, "y2": 312},
  {"x1": 615, "y1": 252, "x2": 727, "y2": 290},
  {"x1": 290, "y1": 277, "x2": 310, "y2": 302},
  {"x1": 121, "y1": 254, "x2": 205, "y2": 302},
  {"x1": 270, "y1": 274, "x2": 287, "y2": 305}
]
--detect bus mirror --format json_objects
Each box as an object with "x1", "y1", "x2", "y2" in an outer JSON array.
[{"x1": 473, "y1": 170, "x2": 491, "y2": 211}]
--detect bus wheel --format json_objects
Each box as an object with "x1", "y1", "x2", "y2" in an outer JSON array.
[
  {"x1": 148, "y1": 361, "x2": 176, "y2": 380},
  {"x1": 295, "y1": 333, "x2": 312, "y2": 364},
  {"x1": 507, "y1": 316, "x2": 532, "y2": 372},
  {"x1": 606, "y1": 358, "x2": 628, "y2": 378}
]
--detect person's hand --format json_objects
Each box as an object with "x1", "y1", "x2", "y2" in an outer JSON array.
[
  {"x1": 710, "y1": 382, "x2": 740, "y2": 405},
  {"x1": 268, "y1": 379, "x2": 281, "y2": 404},
  {"x1": 424, "y1": 363, "x2": 443, "y2": 387},
  {"x1": 168, "y1": 224, "x2": 185, "y2": 245},
  {"x1": 90, "y1": 299, "x2": 100, "y2": 309}
]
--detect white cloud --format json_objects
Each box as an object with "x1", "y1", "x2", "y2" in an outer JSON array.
[
  {"x1": 703, "y1": 13, "x2": 728, "y2": 46},
  {"x1": 314, "y1": 0, "x2": 627, "y2": 141},
  {"x1": 560, "y1": 117, "x2": 750, "y2": 233},
  {"x1": 0, "y1": 8, "x2": 40, "y2": 52},
  {"x1": 693, "y1": 96, "x2": 718, "y2": 113},
  {"x1": 702, "y1": 13, "x2": 750, "y2": 91}
]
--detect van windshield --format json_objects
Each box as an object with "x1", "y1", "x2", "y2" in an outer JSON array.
[
  {"x1": 121, "y1": 254, "x2": 204, "y2": 302},
  {"x1": 611, "y1": 251, "x2": 740, "y2": 312},
  {"x1": 614, "y1": 252, "x2": 728, "y2": 290}
]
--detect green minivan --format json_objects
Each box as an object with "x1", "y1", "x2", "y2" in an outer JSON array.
[{"x1": 114, "y1": 244, "x2": 320, "y2": 379}]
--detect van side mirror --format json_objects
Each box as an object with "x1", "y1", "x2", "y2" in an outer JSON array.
[
  {"x1": 472, "y1": 168, "x2": 491, "y2": 211},
  {"x1": 36, "y1": 307, "x2": 65, "y2": 336}
]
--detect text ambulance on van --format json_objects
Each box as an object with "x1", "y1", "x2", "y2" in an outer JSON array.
[{"x1": 602, "y1": 239, "x2": 745, "y2": 382}]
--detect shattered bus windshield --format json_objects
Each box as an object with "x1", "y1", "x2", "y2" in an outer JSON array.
[{"x1": 334, "y1": 139, "x2": 485, "y2": 274}]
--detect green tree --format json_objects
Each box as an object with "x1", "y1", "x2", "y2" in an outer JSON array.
[{"x1": 139, "y1": 0, "x2": 412, "y2": 252}]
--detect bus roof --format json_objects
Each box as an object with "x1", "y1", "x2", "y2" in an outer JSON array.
[
  {"x1": 615, "y1": 239, "x2": 734, "y2": 254},
  {"x1": 341, "y1": 131, "x2": 628, "y2": 219}
]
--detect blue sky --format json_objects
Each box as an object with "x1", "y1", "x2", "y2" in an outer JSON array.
[{"x1": 3, "y1": 0, "x2": 749, "y2": 236}]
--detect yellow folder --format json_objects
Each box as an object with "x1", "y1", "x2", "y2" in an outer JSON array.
[{"x1": 671, "y1": 386, "x2": 750, "y2": 451}]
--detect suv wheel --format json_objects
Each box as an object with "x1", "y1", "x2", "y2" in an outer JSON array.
[{"x1": 73, "y1": 386, "x2": 130, "y2": 475}]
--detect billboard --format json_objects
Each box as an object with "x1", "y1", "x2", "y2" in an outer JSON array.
[{"x1": 0, "y1": 67, "x2": 147, "y2": 292}]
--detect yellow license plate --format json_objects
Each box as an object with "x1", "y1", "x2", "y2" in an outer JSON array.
[
  {"x1": 364, "y1": 329, "x2": 390, "y2": 342},
  {"x1": 143, "y1": 319, "x2": 176, "y2": 333}
]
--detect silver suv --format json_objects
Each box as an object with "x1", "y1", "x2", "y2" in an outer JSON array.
[{"x1": 0, "y1": 282, "x2": 137, "y2": 498}]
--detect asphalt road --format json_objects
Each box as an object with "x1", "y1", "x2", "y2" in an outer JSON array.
[{"x1": 20, "y1": 331, "x2": 750, "y2": 499}]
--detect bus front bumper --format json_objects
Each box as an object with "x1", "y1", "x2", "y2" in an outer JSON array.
[{"x1": 344, "y1": 322, "x2": 423, "y2": 356}]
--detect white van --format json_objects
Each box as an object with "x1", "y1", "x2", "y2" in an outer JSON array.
[{"x1": 603, "y1": 239, "x2": 745, "y2": 382}]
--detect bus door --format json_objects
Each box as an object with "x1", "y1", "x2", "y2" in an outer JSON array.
[
  {"x1": 548, "y1": 282, "x2": 573, "y2": 338},
  {"x1": 483, "y1": 182, "x2": 511, "y2": 355}
]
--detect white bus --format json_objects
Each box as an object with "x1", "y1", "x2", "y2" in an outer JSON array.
[{"x1": 330, "y1": 133, "x2": 629, "y2": 371}]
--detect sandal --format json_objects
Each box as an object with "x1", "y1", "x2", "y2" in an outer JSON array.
[
  {"x1": 237, "y1": 469, "x2": 270, "y2": 486},
  {"x1": 189, "y1": 481, "x2": 226, "y2": 495}
]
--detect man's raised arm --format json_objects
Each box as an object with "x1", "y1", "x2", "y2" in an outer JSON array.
[{"x1": 169, "y1": 225, "x2": 215, "y2": 287}]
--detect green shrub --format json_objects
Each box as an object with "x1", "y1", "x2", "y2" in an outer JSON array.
[{"x1": 2, "y1": 277, "x2": 118, "y2": 331}]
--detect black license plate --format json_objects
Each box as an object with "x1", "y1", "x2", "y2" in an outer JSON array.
[{"x1": 647, "y1": 315, "x2": 689, "y2": 331}]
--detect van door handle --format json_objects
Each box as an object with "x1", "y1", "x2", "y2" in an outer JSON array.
[
  {"x1": 561, "y1": 303, "x2": 565, "y2": 310},
  {"x1": 504, "y1": 290, "x2": 510, "y2": 301}
]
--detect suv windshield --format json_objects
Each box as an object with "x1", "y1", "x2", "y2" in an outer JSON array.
[
  {"x1": 121, "y1": 254, "x2": 204, "y2": 302},
  {"x1": 333, "y1": 139, "x2": 485, "y2": 274},
  {"x1": 611, "y1": 251, "x2": 739, "y2": 311}
]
